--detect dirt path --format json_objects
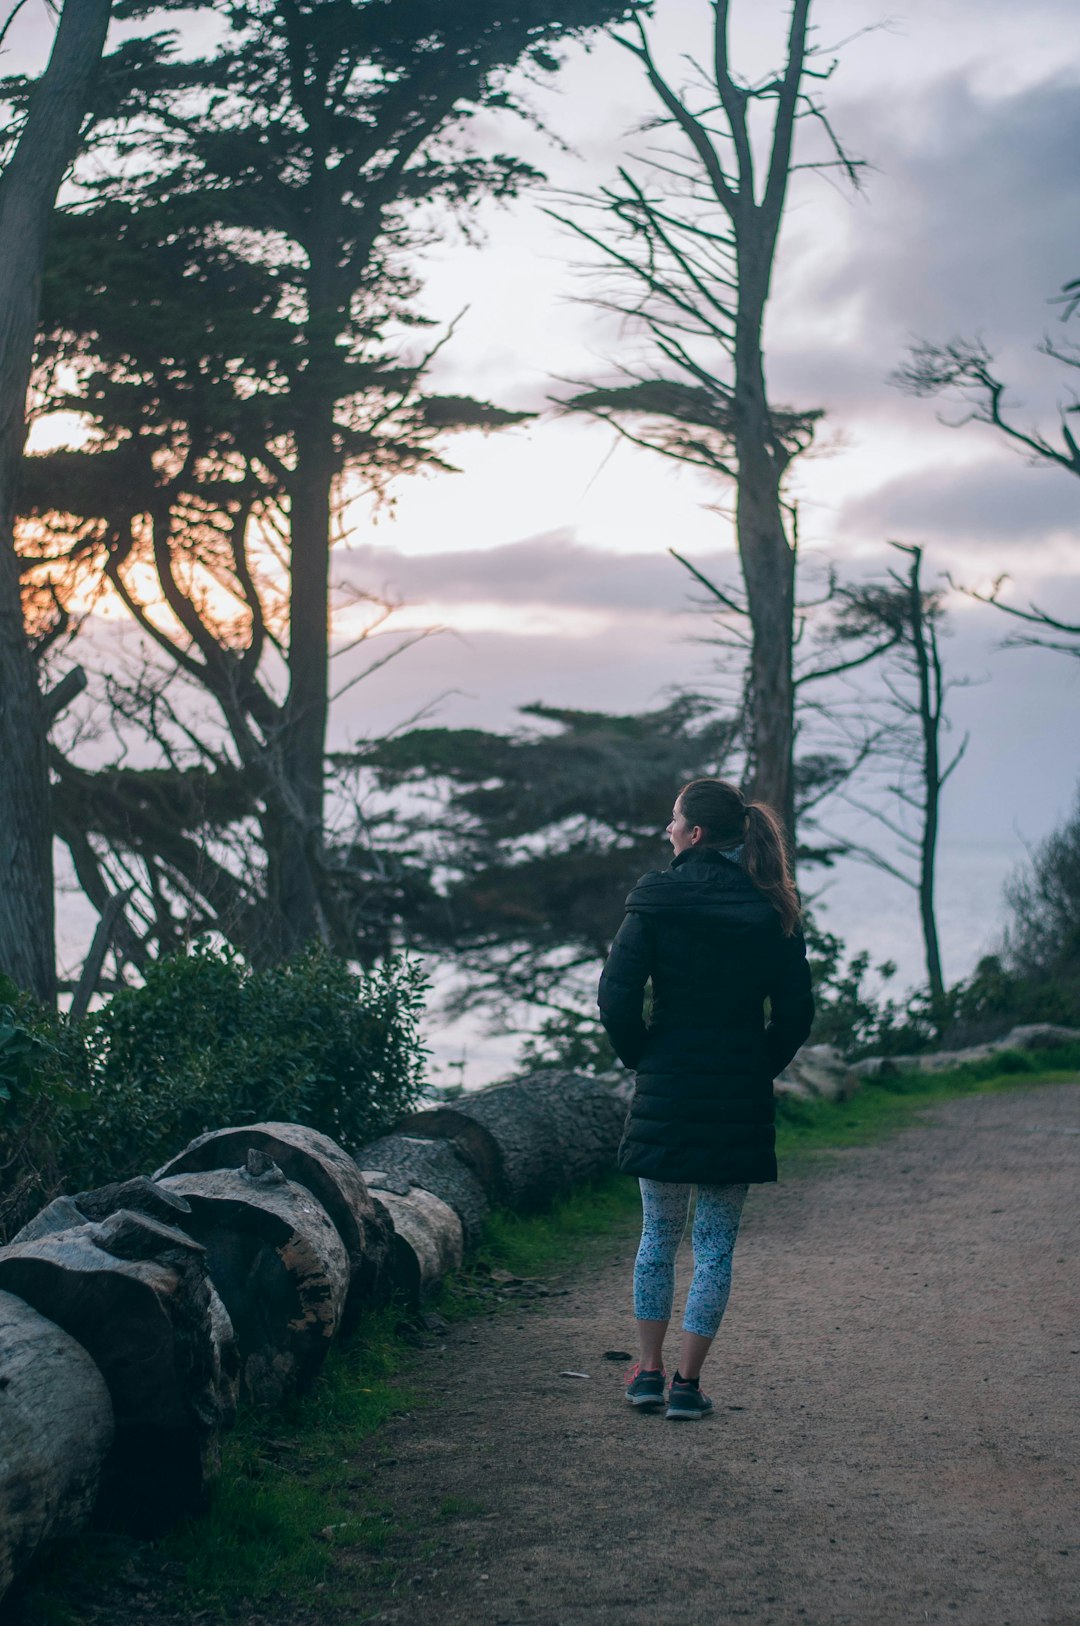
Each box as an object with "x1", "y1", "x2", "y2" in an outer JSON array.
[{"x1": 337, "y1": 1083, "x2": 1080, "y2": 1625}]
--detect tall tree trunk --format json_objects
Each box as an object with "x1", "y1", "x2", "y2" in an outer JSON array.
[
  {"x1": 0, "y1": 0, "x2": 111, "y2": 999},
  {"x1": 277, "y1": 223, "x2": 338, "y2": 952},
  {"x1": 560, "y1": 0, "x2": 817, "y2": 855},
  {"x1": 734, "y1": 276, "x2": 796, "y2": 839},
  {"x1": 277, "y1": 405, "x2": 333, "y2": 952},
  {"x1": 906, "y1": 547, "x2": 947, "y2": 1013}
]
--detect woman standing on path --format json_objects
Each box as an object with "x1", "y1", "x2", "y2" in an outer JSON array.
[{"x1": 598, "y1": 778, "x2": 814, "y2": 1420}]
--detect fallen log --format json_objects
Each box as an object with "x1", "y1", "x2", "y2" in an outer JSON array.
[
  {"x1": 523, "y1": 1071, "x2": 627, "y2": 1187},
  {"x1": 856, "y1": 1021, "x2": 1080, "y2": 1080},
  {"x1": 360, "y1": 1186, "x2": 463, "y2": 1304},
  {"x1": 9, "y1": 1176, "x2": 194, "y2": 1246},
  {"x1": 357, "y1": 1134, "x2": 489, "y2": 1248},
  {"x1": 397, "y1": 1072, "x2": 624, "y2": 1212},
  {"x1": 76, "y1": 1175, "x2": 196, "y2": 1228},
  {"x1": 0, "y1": 1209, "x2": 228, "y2": 1532},
  {"x1": 158, "y1": 1151, "x2": 349, "y2": 1405},
  {"x1": 392, "y1": 1108, "x2": 506, "y2": 1200},
  {"x1": 156, "y1": 1121, "x2": 393, "y2": 1320},
  {"x1": 0, "y1": 1289, "x2": 114, "y2": 1599},
  {"x1": 9, "y1": 1195, "x2": 90, "y2": 1244}
]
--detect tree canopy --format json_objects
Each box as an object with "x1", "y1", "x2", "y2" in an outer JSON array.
[{"x1": 12, "y1": 0, "x2": 651, "y2": 978}]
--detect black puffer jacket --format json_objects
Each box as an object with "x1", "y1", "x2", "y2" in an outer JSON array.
[{"x1": 598, "y1": 845, "x2": 814, "y2": 1185}]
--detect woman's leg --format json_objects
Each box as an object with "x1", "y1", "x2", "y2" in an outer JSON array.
[
  {"x1": 634, "y1": 1179, "x2": 693, "y2": 1368},
  {"x1": 677, "y1": 1182, "x2": 748, "y2": 1380}
]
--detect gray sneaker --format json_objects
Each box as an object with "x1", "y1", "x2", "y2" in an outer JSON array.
[
  {"x1": 665, "y1": 1377, "x2": 713, "y2": 1420},
  {"x1": 624, "y1": 1363, "x2": 666, "y2": 1408}
]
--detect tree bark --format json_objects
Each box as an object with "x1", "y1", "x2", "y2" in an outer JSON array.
[
  {"x1": 363, "y1": 1186, "x2": 464, "y2": 1305},
  {"x1": 358, "y1": 1132, "x2": 490, "y2": 1249},
  {"x1": 158, "y1": 1154, "x2": 350, "y2": 1405},
  {"x1": 273, "y1": 223, "x2": 340, "y2": 951},
  {"x1": 906, "y1": 550, "x2": 947, "y2": 1011},
  {"x1": 155, "y1": 1120, "x2": 395, "y2": 1322},
  {"x1": 0, "y1": 0, "x2": 111, "y2": 1000},
  {"x1": 733, "y1": 310, "x2": 796, "y2": 835},
  {"x1": 402, "y1": 1072, "x2": 625, "y2": 1211},
  {"x1": 0, "y1": 1289, "x2": 114, "y2": 1600},
  {"x1": 0, "y1": 1209, "x2": 231, "y2": 1531}
]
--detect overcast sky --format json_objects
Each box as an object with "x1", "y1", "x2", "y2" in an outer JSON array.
[
  {"x1": 9, "y1": 0, "x2": 1080, "y2": 1068},
  {"x1": 331, "y1": 0, "x2": 1080, "y2": 1002}
]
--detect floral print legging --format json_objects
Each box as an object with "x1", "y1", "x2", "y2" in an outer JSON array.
[{"x1": 633, "y1": 1179, "x2": 748, "y2": 1338}]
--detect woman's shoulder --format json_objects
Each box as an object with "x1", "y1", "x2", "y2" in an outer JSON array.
[{"x1": 625, "y1": 858, "x2": 772, "y2": 921}]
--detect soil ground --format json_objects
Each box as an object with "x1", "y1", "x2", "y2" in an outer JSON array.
[
  {"x1": 12, "y1": 1082, "x2": 1079, "y2": 1626},
  {"x1": 341, "y1": 1082, "x2": 1080, "y2": 1625}
]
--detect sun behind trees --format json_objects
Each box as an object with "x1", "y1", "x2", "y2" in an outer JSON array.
[{"x1": 6, "y1": 0, "x2": 650, "y2": 984}]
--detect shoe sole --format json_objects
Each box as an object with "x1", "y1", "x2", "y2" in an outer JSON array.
[
  {"x1": 665, "y1": 1404, "x2": 713, "y2": 1420},
  {"x1": 626, "y1": 1393, "x2": 665, "y2": 1408}
]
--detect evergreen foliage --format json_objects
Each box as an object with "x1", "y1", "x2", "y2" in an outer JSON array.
[
  {"x1": 0, "y1": 944, "x2": 428, "y2": 1241},
  {"x1": 10, "y1": 0, "x2": 650, "y2": 968},
  {"x1": 349, "y1": 695, "x2": 739, "y2": 1023}
]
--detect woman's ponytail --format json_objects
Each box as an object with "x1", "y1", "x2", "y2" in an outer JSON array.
[
  {"x1": 676, "y1": 778, "x2": 802, "y2": 935},
  {"x1": 742, "y1": 801, "x2": 801, "y2": 936}
]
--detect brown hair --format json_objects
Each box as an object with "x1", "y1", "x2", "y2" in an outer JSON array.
[{"x1": 676, "y1": 778, "x2": 801, "y2": 936}]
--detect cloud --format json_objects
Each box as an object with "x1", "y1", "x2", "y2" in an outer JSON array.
[
  {"x1": 333, "y1": 529, "x2": 738, "y2": 616},
  {"x1": 812, "y1": 71, "x2": 1080, "y2": 367},
  {"x1": 839, "y1": 456, "x2": 1080, "y2": 545}
]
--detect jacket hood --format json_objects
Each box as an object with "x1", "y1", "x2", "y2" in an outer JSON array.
[{"x1": 625, "y1": 844, "x2": 774, "y2": 924}]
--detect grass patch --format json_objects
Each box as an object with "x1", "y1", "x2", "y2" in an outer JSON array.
[{"x1": 12, "y1": 1048, "x2": 1077, "y2": 1624}]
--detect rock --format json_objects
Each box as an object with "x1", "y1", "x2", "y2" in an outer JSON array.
[
  {"x1": 0, "y1": 1289, "x2": 114, "y2": 1599},
  {"x1": 855, "y1": 1023, "x2": 1080, "y2": 1080},
  {"x1": 156, "y1": 1121, "x2": 394, "y2": 1321},
  {"x1": 357, "y1": 1134, "x2": 489, "y2": 1248},
  {"x1": 157, "y1": 1161, "x2": 350, "y2": 1405},
  {"x1": 1003, "y1": 1023, "x2": 1080, "y2": 1052},
  {"x1": 775, "y1": 1044, "x2": 861, "y2": 1102}
]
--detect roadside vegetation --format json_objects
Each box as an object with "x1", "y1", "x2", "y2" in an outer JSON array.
[
  {"x1": 0, "y1": 945, "x2": 428, "y2": 1241},
  {"x1": 11, "y1": 1043, "x2": 1079, "y2": 1626}
]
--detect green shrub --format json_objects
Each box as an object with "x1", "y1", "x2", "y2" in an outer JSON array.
[
  {"x1": 0, "y1": 944, "x2": 429, "y2": 1240},
  {"x1": 516, "y1": 1009, "x2": 617, "y2": 1074},
  {"x1": 0, "y1": 977, "x2": 91, "y2": 1240}
]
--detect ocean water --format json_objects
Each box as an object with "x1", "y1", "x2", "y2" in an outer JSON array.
[{"x1": 422, "y1": 835, "x2": 1024, "y2": 1090}]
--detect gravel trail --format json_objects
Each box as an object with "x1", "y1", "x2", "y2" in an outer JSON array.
[{"x1": 344, "y1": 1082, "x2": 1080, "y2": 1626}]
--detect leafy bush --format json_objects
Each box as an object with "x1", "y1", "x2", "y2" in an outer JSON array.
[
  {"x1": 799, "y1": 916, "x2": 948, "y2": 1057},
  {"x1": 995, "y1": 784, "x2": 1080, "y2": 1020},
  {"x1": 0, "y1": 976, "x2": 92, "y2": 1240},
  {"x1": 516, "y1": 1009, "x2": 618, "y2": 1075},
  {"x1": 0, "y1": 945, "x2": 429, "y2": 1241}
]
